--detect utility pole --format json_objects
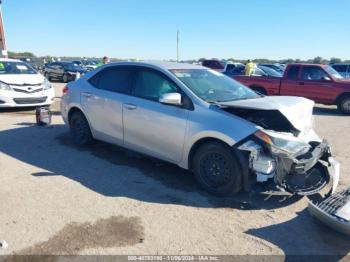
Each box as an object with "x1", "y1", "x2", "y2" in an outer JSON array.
[
  {"x1": 0, "y1": 0, "x2": 7, "y2": 58},
  {"x1": 177, "y1": 30, "x2": 179, "y2": 63}
]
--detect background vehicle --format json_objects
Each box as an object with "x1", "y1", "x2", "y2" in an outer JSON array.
[
  {"x1": 201, "y1": 59, "x2": 225, "y2": 72},
  {"x1": 234, "y1": 63, "x2": 350, "y2": 114},
  {"x1": 223, "y1": 65, "x2": 282, "y2": 78},
  {"x1": 44, "y1": 61, "x2": 87, "y2": 83},
  {"x1": 61, "y1": 62, "x2": 339, "y2": 197},
  {"x1": 330, "y1": 63, "x2": 350, "y2": 79},
  {"x1": 258, "y1": 63, "x2": 285, "y2": 73},
  {"x1": 82, "y1": 60, "x2": 98, "y2": 71},
  {"x1": 0, "y1": 58, "x2": 54, "y2": 107}
]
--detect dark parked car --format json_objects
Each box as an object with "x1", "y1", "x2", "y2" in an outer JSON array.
[
  {"x1": 201, "y1": 59, "x2": 225, "y2": 72},
  {"x1": 44, "y1": 62, "x2": 87, "y2": 83},
  {"x1": 331, "y1": 63, "x2": 350, "y2": 79},
  {"x1": 258, "y1": 63, "x2": 285, "y2": 73}
]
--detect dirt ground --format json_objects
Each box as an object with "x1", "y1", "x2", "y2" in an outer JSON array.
[{"x1": 0, "y1": 83, "x2": 349, "y2": 258}]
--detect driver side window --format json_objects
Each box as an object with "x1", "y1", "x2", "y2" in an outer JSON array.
[
  {"x1": 301, "y1": 66, "x2": 328, "y2": 81},
  {"x1": 132, "y1": 70, "x2": 177, "y2": 101}
]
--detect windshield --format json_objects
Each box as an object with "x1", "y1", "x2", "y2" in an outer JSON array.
[
  {"x1": 64, "y1": 63, "x2": 84, "y2": 71},
  {"x1": 172, "y1": 69, "x2": 259, "y2": 102},
  {"x1": 325, "y1": 65, "x2": 344, "y2": 80},
  {"x1": 0, "y1": 61, "x2": 37, "y2": 75},
  {"x1": 259, "y1": 66, "x2": 283, "y2": 77}
]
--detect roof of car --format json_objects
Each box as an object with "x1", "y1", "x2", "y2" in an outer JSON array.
[
  {"x1": 288, "y1": 63, "x2": 329, "y2": 67},
  {"x1": 0, "y1": 58, "x2": 23, "y2": 62},
  {"x1": 108, "y1": 61, "x2": 205, "y2": 70}
]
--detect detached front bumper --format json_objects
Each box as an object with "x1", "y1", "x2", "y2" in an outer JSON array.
[
  {"x1": 309, "y1": 188, "x2": 350, "y2": 236},
  {"x1": 239, "y1": 139, "x2": 340, "y2": 196}
]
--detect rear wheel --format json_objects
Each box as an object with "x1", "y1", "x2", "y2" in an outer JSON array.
[
  {"x1": 69, "y1": 111, "x2": 93, "y2": 146},
  {"x1": 337, "y1": 95, "x2": 350, "y2": 115},
  {"x1": 193, "y1": 142, "x2": 242, "y2": 196}
]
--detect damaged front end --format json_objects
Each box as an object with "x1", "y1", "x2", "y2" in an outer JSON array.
[{"x1": 238, "y1": 130, "x2": 340, "y2": 196}]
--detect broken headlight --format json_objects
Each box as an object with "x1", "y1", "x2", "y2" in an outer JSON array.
[{"x1": 254, "y1": 130, "x2": 311, "y2": 157}]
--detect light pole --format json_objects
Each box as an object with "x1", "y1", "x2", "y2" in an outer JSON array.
[
  {"x1": 177, "y1": 30, "x2": 179, "y2": 62},
  {"x1": 0, "y1": 0, "x2": 7, "y2": 58}
]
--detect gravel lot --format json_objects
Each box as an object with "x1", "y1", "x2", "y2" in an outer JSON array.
[{"x1": 0, "y1": 83, "x2": 349, "y2": 257}]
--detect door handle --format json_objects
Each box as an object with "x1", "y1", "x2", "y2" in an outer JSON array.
[
  {"x1": 123, "y1": 103, "x2": 137, "y2": 110},
  {"x1": 82, "y1": 92, "x2": 92, "y2": 98},
  {"x1": 298, "y1": 82, "x2": 305, "y2": 85}
]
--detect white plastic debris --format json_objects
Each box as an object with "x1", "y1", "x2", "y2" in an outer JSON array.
[{"x1": 0, "y1": 240, "x2": 8, "y2": 249}]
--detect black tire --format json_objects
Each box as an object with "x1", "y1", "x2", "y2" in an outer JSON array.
[
  {"x1": 62, "y1": 73, "x2": 69, "y2": 83},
  {"x1": 251, "y1": 86, "x2": 267, "y2": 95},
  {"x1": 69, "y1": 111, "x2": 93, "y2": 146},
  {"x1": 193, "y1": 142, "x2": 242, "y2": 196},
  {"x1": 44, "y1": 72, "x2": 51, "y2": 81},
  {"x1": 337, "y1": 95, "x2": 350, "y2": 115}
]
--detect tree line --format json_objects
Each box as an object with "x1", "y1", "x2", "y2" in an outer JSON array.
[{"x1": 7, "y1": 51, "x2": 350, "y2": 65}]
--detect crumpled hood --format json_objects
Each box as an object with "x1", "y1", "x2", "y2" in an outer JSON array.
[
  {"x1": 219, "y1": 96, "x2": 315, "y2": 133},
  {"x1": 0, "y1": 74, "x2": 44, "y2": 85}
]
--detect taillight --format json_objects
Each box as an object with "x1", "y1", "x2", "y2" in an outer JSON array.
[{"x1": 62, "y1": 86, "x2": 69, "y2": 94}]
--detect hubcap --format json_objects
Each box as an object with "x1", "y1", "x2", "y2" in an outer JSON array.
[
  {"x1": 200, "y1": 153, "x2": 231, "y2": 188},
  {"x1": 342, "y1": 99, "x2": 350, "y2": 113}
]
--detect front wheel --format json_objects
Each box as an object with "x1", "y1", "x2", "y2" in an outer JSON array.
[
  {"x1": 337, "y1": 95, "x2": 350, "y2": 115},
  {"x1": 62, "y1": 73, "x2": 69, "y2": 83},
  {"x1": 193, "y1": 142, "x2": 242, "y2": 196}
]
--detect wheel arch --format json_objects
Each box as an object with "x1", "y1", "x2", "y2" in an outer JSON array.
[
  {"x1": 249, "y1": 85, "x2": 267, "y2": 95},
  {"x1": 336, "y1": 92, "x2": 350, "y2": 104},
  {"x1": 187, "y1": 136, "x2": 252, "y2": 192}
]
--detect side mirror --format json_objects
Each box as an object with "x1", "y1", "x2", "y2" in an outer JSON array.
[
  {"x1": 322, "y1": 76, "x2": 331, "y2": 81},
  {"x1": 159, "y1": 92, "x2": 182, "y2": 106}
]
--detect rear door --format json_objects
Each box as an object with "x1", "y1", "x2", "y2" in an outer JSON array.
[
  {"x1": 297, "y1": 66, "x2": 335, "y2": 103},
  {"x1": 80, "y1": 66, "x2": 133, "y2": 145},
  {"x1": 279, "y1": 65, "x2": 301, "y2": 96},
  {"x1": 123, "y1": 67, "x2": 189, "y2": 163}
]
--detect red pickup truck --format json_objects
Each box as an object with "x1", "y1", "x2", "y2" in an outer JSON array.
[{"x1": 234, "y1": 64, "x2": 350, "y2": 114}]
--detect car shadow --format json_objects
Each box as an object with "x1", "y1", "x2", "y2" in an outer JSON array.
[
  {"x1": 246, "y1": 209, "x2": 350, "y2": 259},
  {"x1": 0, "y1": 107, "x2": 61, "y2": 115},
  {"x1": 313, "y1": 106, "x2": 345, "y2": 117},
  {"x1": 2, "y1": 123, "x2": 349, "y2": 256},
  {"x1": 0, "y1": 123, "x2": 302, "y2": 211}
]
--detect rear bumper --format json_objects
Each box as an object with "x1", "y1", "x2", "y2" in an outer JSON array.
[{"x1": 309, "y1": 188, "x2": 350, "y2": 236}]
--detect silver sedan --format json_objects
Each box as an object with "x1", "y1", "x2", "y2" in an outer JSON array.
[{"x1": 61, "y1": 61, "x2": 340, "y2": 196}]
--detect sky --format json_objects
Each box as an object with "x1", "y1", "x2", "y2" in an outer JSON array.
[{"x1": 2, "y1": 0, "x2": 350, "y2": 60}]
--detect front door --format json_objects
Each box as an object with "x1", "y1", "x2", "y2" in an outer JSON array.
[
  {"x1": 297, "y1": 66, "x2": 335, "y2": 104},
  {"x1": 123, "y1": 68, "x2": 189, "y2": 163}
]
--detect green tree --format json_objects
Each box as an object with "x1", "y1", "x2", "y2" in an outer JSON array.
[{"x1": 329, "y1": 57, "x2": 342, "y2": 64}]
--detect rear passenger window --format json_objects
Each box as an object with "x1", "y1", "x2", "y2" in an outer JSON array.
[
  {"x1": 89, "y1": 67, "x2": 132, "y2": 94},
  {"x1": 286, "y1": 66, "x2": 300, "y2": 80}
]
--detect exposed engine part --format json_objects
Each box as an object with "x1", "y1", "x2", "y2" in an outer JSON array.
[
  {"x1": 221, "y1": 107, "x2": 300, "y2": 136},
  {"x1": 238, "y1": 139, "x2": 337, "y2": 196},
  {"x1": 252, "y1": 155, "x2": 276, "y2": 175}
]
